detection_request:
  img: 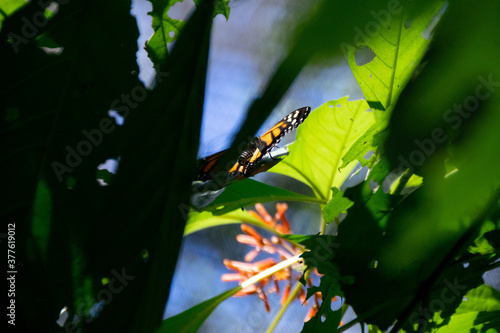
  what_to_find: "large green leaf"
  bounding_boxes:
[340,116,390,169]
[0,0,26,30]
[340,1,444,171]
[456,285,500,314]
[300,236,344,333]
[469,220,499,255]
[106,1,216,331]
[432,311,500,333]
[201,178,322,215]
[385,0,500,170]
[399,284,500,332]
[215,0,439,177]
[0,0,216,332]
[341,1,500,330]
[1,0,142,331]
[301,279,342,333]
[269,98,376,201]
[157,287,241,333]
[380,0,500,279]
[185,209,267,235]
[345,1,444,110]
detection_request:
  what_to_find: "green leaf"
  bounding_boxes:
[346,1,445,109]
[456,284,500,314]
[157,287,241,333]
[287,234,339,266]
[301,274,343,333]
[323,187,354,223]
[184,208,267,235]
[380,0,500,284]
[0,0,27,30]
[1,0,146,331]
[193,0,231,19]
[147,0,186,65]
[95,168,115,185]
[147,0,230,65]
[108,0,215,330]
[295,234,345,333]
[344,2,500,328]
[469,221,498,255]
[386,2,500,175]
[202,178,322,215]
[339,2,445,175]
[1,0,215,331]
[340,116,390,169]
[213,0,231,19]
[432,311,500,333]
[283,234,331,247]
[269,98,376,201]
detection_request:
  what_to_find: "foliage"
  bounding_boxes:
[1,0,216,332]
[2,0,500,332]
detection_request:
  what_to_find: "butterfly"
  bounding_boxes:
[197,106,311,182]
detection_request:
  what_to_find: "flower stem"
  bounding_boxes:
[265,269,311,333]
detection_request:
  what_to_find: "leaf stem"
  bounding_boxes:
[319,214,326,235]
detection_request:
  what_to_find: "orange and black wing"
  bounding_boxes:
[196,106,311,181]
[242,106,311,170]
[196,150,226,181]
[197,149,249,181]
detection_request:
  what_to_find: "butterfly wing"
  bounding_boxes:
[196,150,226,181]
[196,106,311,181]
[197,149,247,181]
[243,106,311,171]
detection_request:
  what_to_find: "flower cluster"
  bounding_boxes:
[222,203,322,320]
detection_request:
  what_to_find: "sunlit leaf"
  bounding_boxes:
[432,311,500,333]
[147,0,230,65]
[346,1,445,109]
[468,221,498,255]
[323,187,354,223]
[270,98,375,201]
[340,118,390,169]
[0,0,27,30]
[147,0,186,65]
[456,284,500,314]
[201,178,322,215]
[185,208,266,235]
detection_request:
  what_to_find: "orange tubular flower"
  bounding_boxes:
[222,203,324,319]
[255,203,273,225]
